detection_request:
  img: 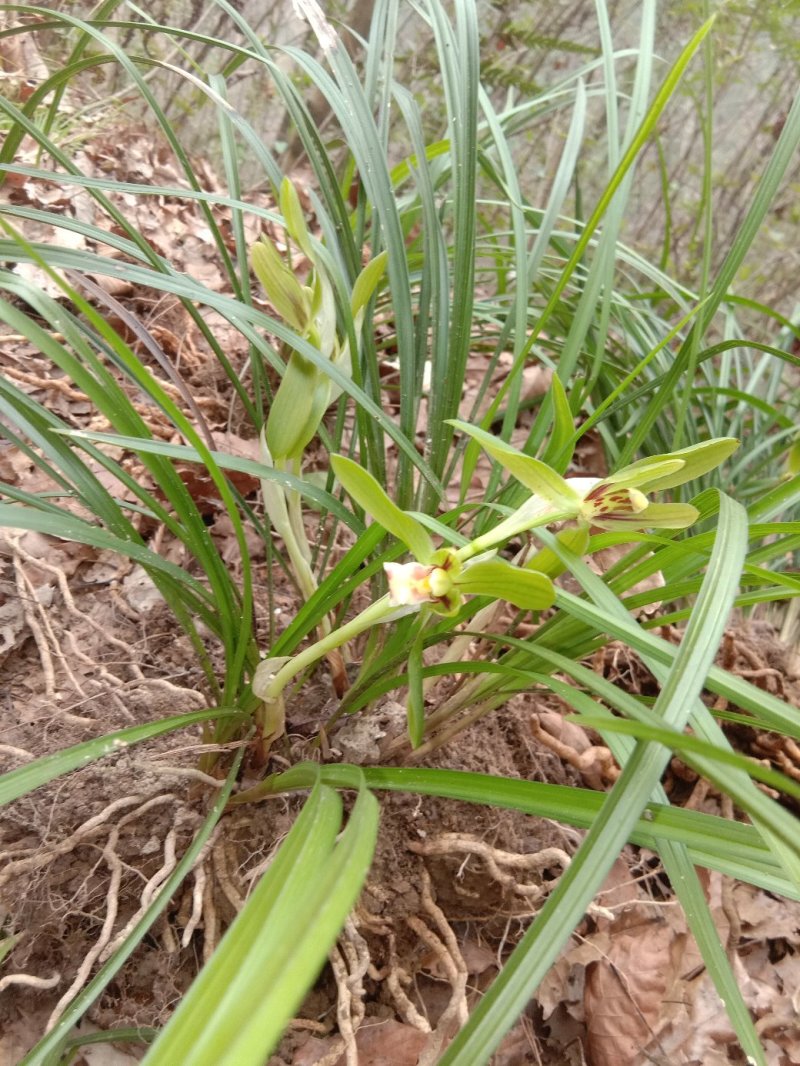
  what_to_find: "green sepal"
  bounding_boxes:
[448,419,581,509]
[624,438,740,492]
[456,560,555,610]
[331,455,435,562]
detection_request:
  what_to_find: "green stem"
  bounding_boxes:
[457,505,574,562]
[263,596,402,702]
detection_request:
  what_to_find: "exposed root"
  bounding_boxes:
[530,714,619,786]
[7,537,70,720]
[212,836,246,914]
[409,833,571,901]
[772,736,800,783]
[0,742,34,761]
[411,868,469,1066]
[46,826,124,1031]
[201,861,219,962]
[128,761,224,788]
[0,970,60,994]
[1,790,182,1032]
[385,932,431,1033]
[182,860,207,949]
[2,531,206,726]
[721,630,785,696]
[0,794,153,887]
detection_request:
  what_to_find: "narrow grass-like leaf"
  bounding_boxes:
[0,710,241,807]
[250,763,798,899]
[571,714,800,804]
[61,430,361,532]
[539,376,575,471]
[423,0,479,496]
[407,633,426,749]
[484,11,715,424]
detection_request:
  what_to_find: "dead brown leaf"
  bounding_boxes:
[584,911,674,1066]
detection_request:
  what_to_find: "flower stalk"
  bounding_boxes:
[253,596,403,710]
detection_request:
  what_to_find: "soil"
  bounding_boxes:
[2,118,800,1066]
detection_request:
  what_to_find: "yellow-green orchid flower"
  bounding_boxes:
[330,456,556,617]
[450,420,740,534]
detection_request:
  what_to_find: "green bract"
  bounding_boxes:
[252,179,387,466]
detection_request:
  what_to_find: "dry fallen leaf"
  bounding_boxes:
[292,1019,430,1066]
[584,910,674,1066]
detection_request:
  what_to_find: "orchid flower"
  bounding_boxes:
[449,420,739,534]
[330,456,556,617]
[252,453,558,714]
[253,423,739,751]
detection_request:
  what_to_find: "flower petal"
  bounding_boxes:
[582,484,648,521]
[429,588,463,616]
[623,438,739,492]
[456,559,555,610]
[593,501,699,530]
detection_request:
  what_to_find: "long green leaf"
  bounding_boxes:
[252,762,797,898]
[144,779,379,1065]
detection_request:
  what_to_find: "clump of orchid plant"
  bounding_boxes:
[252,422,738,747]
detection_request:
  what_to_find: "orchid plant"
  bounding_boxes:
[252,421,739,748]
